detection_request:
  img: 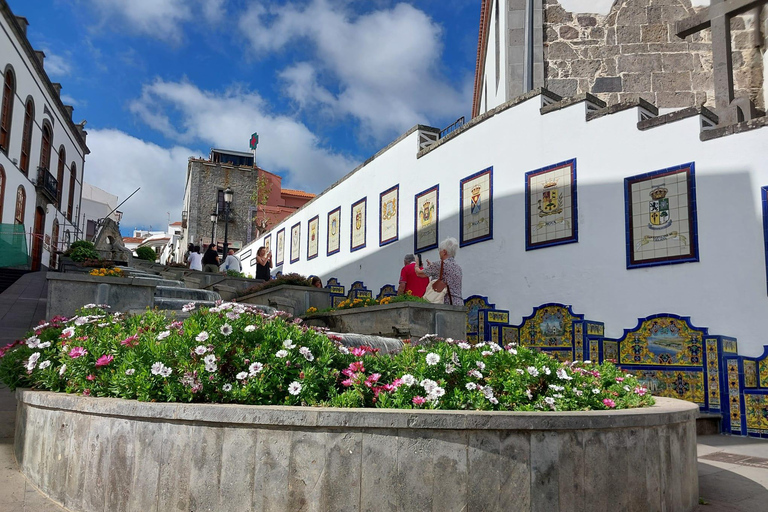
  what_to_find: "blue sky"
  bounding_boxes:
[10,0,482,233]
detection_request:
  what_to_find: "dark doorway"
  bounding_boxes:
[31,206,44,271]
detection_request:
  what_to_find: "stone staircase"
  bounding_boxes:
[0,268,31,295]
[117,266,220,312]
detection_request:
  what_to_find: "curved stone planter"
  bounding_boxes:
[15,390,698,512]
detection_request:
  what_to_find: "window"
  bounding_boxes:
[86,219,97,240]
[67,163,76,220]
[19,98,33,174]
[217,189,224,214]
[0,68,14,153]
[39,122,52,171]
[0,165,5,223]
[14,185,25,224]
[56,146,65,206]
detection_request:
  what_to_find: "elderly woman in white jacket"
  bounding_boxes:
[415,237,463,306]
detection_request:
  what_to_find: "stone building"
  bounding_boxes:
[181,148,314,253]
[473,0,767,117]
[0,0,89,270]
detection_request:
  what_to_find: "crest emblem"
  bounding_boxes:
[382,197,397,220]
[331,219,337,236]
[470,185,482,214]
[648,185,672,230]
[420,200,434,225]
[355,210,362,231]
[311,225,316,242]
[537,179,563,217]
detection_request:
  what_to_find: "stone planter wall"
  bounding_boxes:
[305,302,466,341]
[46,273,156,318]
[238,285,331,316]
[14,390,699,512]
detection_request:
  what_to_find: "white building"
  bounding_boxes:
[79,182,118,241]
[0,1,88,270]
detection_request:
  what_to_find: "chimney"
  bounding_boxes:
[15,17,28,37]
[64,105,74,119]
[34,50,45,67]
[51,83,62,96]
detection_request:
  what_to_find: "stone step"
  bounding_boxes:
[133,277,186,288]
[331,332,404,355]
[154,297,219,310]
[155,286,220,301]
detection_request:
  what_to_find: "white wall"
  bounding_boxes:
[240,94,768,357]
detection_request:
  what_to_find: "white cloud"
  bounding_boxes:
[41,48,72,77]
[239,0,467,142]
[84,129,195,230]
[128,78,358,191]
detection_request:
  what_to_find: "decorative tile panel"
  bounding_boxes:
[745,393,768,435]
[502,326,519,345]
[728,359,743,434]
[525,159,578,250]
[376,285,397,301]
[464,295,494,339]
[574,323,584,361]
[723,338,738,353]
[634,370,705,405]
[459,167,493,247]
[618,316,704,366]
[589,340,599,362]
[519,305,577,348]
[705,338,721,410]
[603,341,618,362]
[744,360,758,388]
[761,359,768,388]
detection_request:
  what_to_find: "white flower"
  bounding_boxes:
[39,341,51,349]
[623,385,631,392]
[236,372,249,381]
[26,352,40,371]
[516,369,525,375]
[400,374,415,387]
[205,363,217,373]
[276,350,289,358]
[584,360,592,364]
[288,381,302,395]
[445,338,453,343]
[59,364,67,376]
[549,384,565,392]
[195,345,208,355]
[157,330,171,341]
[196,331,209,342]
[125,369,135,376]
[444,363,455,374]
[592,388,601,394]
[476,361,486,370]
[299,347,314,361]
[420,379,438,392]
[61,327,75,338]
[222,384,232,392]
[457,342,471,350]
[26,336,40,348]
[338,346,349,354]
[427,387,445,400]
[481,350,493,357]
[249,362,264,375]
[468,369,483,379]
[425,353,440,366]
[203,354,216,365]
[507,347,518,355]
[556,368,572,381]
[182,302,196,312]
[38,360,51,370]
[575,389,583,396]
[465,382,477,391]
[226,312,238,320]
[220,324,233,336]
[244,325,256,332]
[544,397,556,405]
[283,339,295,349]
[489,397,499,405]
[527,366,539,377]
[625,373,634,379]
[74,317,88,326]
[525,389,533,400]
[151,362,167,376]
[543,366,551,375]
[483,387,495,398]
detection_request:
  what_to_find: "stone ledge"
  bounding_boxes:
[700,114,768,141]
[46,272,158,288]
[586,98,659,121]
[540,92,607,115]
[637,106,718,130]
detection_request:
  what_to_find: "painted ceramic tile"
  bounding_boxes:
[723,339,738,353]
[264,234,271,256]
[634,370,705,405]
[379,185,399,246]
[589,340,599,362]
[760,359,768,388]
[307,216,319,260]
[502,326,519,345]
[460,167,493,247]
[327,207,341,256]
[744,360,758,388]
[351,197,367,251]
[618,316,704,366]
[727,359,743,432]
[414,185,439,253]
[706,338,721,409]
[625,163,699,269]
[604,341,618,362]
[519,305,575,348]
[745,394,768,433]
[525,159,577,250]
[275,228,285,266]
[290,222,301,264]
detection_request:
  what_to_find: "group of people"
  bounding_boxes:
[184,243,243,274]
[398,237,463,306]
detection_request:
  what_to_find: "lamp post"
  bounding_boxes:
[222,187,233,256]
[210,211,217,248]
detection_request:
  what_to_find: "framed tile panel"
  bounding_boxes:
[525,159,578,250]
[290,222,301,264]
[275,228,285,266]
[379,185,399,246]
[351,197,367,252]
[460,167,493,247]
[414,185,439,253]
[307,215,319,260]
[327,206,341,256]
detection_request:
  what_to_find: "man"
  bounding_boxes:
[202,244,220,273]
[221,249,242,273]
[397,253,428,297]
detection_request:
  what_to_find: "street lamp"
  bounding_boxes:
[210,211,217,248]
[222,187,233,256]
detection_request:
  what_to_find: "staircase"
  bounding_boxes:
[0,269,32,295]
[118,266,220,313]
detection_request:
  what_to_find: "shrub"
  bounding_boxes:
[238,273,312,296]
[69,240,95,252]
[225,269,247,278]
[136,247,157,261]
[69,244,99,262]
[0,304,654,412]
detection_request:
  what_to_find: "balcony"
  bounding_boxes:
[36,167,58,204]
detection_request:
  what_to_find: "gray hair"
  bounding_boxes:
[439,237,459,258]
[404,253,416,264]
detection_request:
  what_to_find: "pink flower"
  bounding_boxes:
[83,389,91,396]
[615,377,624,382]
[95,354,114,367]
[68,347,87,358]
[86,374,95,381]
[364,373,381,388]
[351,347,367,357]
[634,387,647,396]
[120,335,139,347]
[412,396,426,406]
[342,379,354,387]
[349,361,365,372]
[603,398,616,409]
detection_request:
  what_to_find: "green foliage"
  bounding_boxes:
[69,246,99,262]
[238,273,312,296]
[70,240,95,251]
[226,269,247,278]
[136,246,157,261]
[386,294,430,305]
[0,306,655,412]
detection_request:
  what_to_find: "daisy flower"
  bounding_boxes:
[288,381,302,395]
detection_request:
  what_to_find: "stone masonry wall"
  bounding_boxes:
[544,0,765,111]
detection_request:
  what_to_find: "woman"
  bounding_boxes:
[310,276,323,288]
[255,246,272,281]
[188,245,203,271]
[416,237,463,306]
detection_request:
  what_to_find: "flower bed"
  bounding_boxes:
[89,267,124,278]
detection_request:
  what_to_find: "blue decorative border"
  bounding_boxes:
[327,206,341,256]
[275,228,285,266]
[263,233,272,256]
[350,197,367,252]
[414,184,439,253]
[459,167,493,247]
[624,162,699,269]
[290,222,301,264]
[239,249,252,260]
[525,158,578,251]
[762,186,768,294]
[307,215,319,260]
[379,184,399,247]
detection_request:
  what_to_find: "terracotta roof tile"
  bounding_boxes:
[281,189,316,199]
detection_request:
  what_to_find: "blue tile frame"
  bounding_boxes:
[379,184,399,247]
[624,162,699,269]
[350,197,367,252]
[327,206,341,257]
[525,158,578,251]
[459,166,494,247]
[275,228,285,266]
[414,184,439,253]
[762,186,768,294]
[307,215,319,260]
[290,221,301,264]
[262,234,272,256]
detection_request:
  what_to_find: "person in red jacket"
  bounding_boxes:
[397,253,429,297]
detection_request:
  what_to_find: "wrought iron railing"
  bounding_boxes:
[439,116,465,139]
[36,167,58,203]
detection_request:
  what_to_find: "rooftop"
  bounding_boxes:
[282,189,316,199]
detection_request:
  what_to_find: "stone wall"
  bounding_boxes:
[543,0,765,111]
